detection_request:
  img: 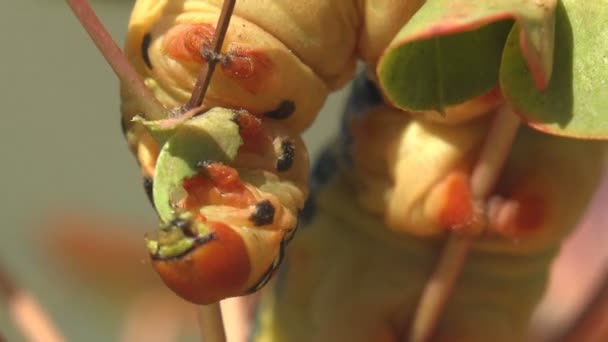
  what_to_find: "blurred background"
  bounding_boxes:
[0,1,607,341]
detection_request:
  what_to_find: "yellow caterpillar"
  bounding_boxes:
[119,0,608,340]
[121,0,433,305]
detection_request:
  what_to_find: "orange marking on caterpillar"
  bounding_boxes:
[489,183,547,238]
[234,111,269,153]
[437,171,474,230]
[221,47,274,94]
[182,163,256,209]
[165,23,216,63]
[511,192,546,233]
[151,221,251,304]
[196,213,208,223]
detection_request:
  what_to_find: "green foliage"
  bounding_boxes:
[378,0,557,114]
[146,109,243,222]
[500,0,608,138]
[379,21,511,112]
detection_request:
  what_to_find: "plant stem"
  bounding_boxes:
[65,0,166,120]
[0,263,65,342]
[470,106,522,199]
[410,106,521,342]
[187,1,236,340]
[197,303,227,342]
[187,0,236,110]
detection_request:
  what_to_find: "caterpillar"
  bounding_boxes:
[254,74,606,341]
[118,0,608,340]
[136,107,308,304]
[120,0,428,305]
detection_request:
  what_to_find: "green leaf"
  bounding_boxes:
[132,106,205,145]
[500,0,608,139]
[377,0,557,113]
[132,116,178,146]
[152,108,243,222]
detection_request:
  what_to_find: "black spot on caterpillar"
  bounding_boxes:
[170,217,197,238]
[141,33,153,69]
[276,140,295,172]
[264,100,295,120]
[250,200,275,226]
[195,160,214,172]
[143,177,155,208]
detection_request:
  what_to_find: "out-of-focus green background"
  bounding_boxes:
[0,1,348,341]
[2,1,608,342]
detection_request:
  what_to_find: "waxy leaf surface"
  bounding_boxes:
[378,0,556,113]
[152,108,243,222]
[500,0,608,139]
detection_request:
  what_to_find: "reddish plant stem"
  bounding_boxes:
[187,0,236,110]
[410,106,521,342]
[0,263,65,342]
[198,303,227,342]
[187,1,236,342]
[66,0,166,120]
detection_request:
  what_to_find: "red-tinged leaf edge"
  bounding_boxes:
[377,0,557,113]
[500,0,608,139]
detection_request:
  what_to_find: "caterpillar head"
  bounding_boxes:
[138,107,307,304]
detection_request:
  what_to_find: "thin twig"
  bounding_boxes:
[187,0,236,109]
[65,0,166,120]
[410,106,521,342]
[558,265,608,342]
[184,1,237,340]
[198,303,227,342]
[119,291,185,342]
[409,236,473,342]
[470,107,522,200]
[0,263,65,342]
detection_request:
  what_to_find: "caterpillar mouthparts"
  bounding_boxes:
[135,107,306,304]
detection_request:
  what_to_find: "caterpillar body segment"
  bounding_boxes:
[121,0,505,185]
[350,105,490,236]
[124,0,329,134]
[350,103,606,249]
[255,176,558,342]
[254,76,607,341]
[121,0,444,137]
[125,0,427,92]
[139,108,307,304]
[204,0,361,89]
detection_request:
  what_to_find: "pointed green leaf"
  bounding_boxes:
[377,0,557,113]
[152,108,243,222]
[500,0,608,139]
[132,106,205,145]
[132,115,179,146]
